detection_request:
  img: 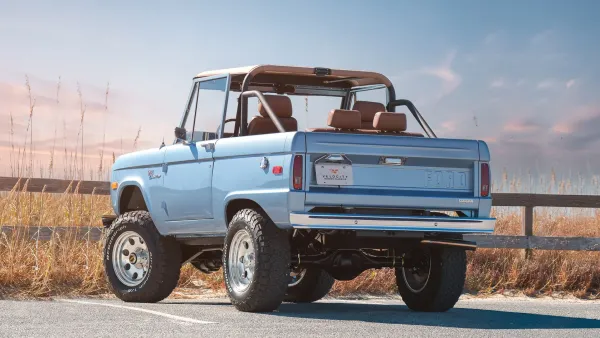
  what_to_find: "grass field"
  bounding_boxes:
[1,187,599,299]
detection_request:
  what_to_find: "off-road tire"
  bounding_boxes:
[395,247,466,312]
[103,211,181,302]
[284,268,335,303]
[223,208,291,312]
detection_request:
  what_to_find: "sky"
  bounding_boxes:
[1,0,600,182]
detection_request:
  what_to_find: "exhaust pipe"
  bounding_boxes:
[420,239,477,250]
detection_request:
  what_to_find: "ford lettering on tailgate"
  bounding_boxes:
[425,170,468,189]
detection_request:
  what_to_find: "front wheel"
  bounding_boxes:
[103,211,181,302]
[395,247,466,312]
[223,209,291,312]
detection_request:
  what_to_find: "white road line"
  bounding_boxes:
[59,299,217,324]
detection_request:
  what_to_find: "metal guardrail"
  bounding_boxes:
[2,177,600,251]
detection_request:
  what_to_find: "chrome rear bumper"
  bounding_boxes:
[290,213,495,233]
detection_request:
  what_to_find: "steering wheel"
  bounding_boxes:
[217,118,237,136]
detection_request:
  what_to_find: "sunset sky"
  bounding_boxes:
[1,0,600,181]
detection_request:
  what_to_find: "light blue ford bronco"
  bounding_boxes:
[102,65,495,313]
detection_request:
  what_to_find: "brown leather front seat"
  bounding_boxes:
[352,101,386,129]
[248,95,298,135]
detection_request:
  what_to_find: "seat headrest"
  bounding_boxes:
[352,101,386,122]
[373,112,407,132]
[258,95,293,118]
[327,109,361,129]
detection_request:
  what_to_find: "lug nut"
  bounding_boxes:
[122,249,129,256]
[128,238,135,245]
[132,272,138,280]
[125,263,130,270]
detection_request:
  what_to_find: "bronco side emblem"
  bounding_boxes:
[148,170,162,180]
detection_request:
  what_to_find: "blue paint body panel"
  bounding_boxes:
[110,130,494,236]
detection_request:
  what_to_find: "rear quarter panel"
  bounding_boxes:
[211,132,306,232]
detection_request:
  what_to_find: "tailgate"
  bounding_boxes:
[304,132,482,211]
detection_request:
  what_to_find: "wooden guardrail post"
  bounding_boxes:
[522,206,534,259]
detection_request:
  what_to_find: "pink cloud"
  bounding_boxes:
[441,120,457,132]
[422,50,462,98]
[503,120,541,133]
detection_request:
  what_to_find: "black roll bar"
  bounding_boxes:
[387,99,437,138]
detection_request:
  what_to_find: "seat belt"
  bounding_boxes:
[233,96,241,137]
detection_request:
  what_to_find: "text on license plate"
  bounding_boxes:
[315,163,354,186]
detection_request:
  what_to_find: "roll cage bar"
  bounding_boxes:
[235,68,435,138]
[186,66,436,139]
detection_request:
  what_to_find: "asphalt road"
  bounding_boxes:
[1,296,600,337]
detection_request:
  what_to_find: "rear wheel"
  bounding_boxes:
[395,247,466,312]
[223,208,291,312]
[284,267,335,303]
[103,211,181,302]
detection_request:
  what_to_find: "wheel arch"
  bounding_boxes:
[224,198,268,227]
[117,181,151,215]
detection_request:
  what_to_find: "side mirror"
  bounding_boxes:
[174,127,187,141]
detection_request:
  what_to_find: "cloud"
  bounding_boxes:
[421,50,462,98]
[550,107,600,149]
[530,30,555,46]
[503,119,542,133]
[536,79,559,90]
[490,78,505,88]
[440,120,457,133]
[566,79,576,89]
[552,123,571,134]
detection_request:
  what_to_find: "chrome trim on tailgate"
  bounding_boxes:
[290,213,495,233]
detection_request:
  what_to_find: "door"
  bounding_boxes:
[161,75,230,227]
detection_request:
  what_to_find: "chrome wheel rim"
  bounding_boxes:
[227,230,256,293]
[288,268,307,287]
[402,252,432,293]
[112,231,149,287]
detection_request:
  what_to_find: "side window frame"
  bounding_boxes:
[177,74,231,143]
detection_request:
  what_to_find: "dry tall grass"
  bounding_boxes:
[1,188,600,299]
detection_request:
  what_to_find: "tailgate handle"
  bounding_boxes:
[315,154,352,165]
[379,156,407,166]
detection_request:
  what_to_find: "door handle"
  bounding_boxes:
[201,143,215,151]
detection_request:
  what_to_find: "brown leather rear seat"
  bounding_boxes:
[247,95,298,135]
[352,101,386,130]
[309,109,362,133]
[372,112,424,137]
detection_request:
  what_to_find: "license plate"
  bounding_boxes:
[315,163,353,186]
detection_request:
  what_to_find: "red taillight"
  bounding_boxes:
[481,162,490,197]
[292,155,303,190]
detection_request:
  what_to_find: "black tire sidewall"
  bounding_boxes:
[103,220,156,297]
[396,247,466,312]
[285,268,334,303]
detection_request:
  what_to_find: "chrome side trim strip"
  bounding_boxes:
[290,213,495,233]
